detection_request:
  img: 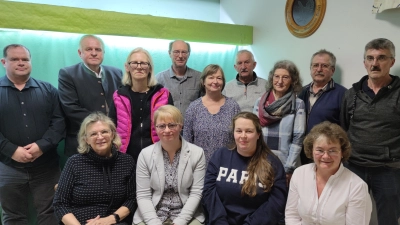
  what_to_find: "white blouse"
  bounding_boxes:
[285,163,372,225]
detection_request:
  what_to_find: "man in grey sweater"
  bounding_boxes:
[223,50,267,112]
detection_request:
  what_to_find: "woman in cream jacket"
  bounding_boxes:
[134,105,205,225]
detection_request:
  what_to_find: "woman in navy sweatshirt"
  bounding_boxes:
[203,112,287,225]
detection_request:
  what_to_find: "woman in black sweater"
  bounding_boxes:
[53,112,136,225]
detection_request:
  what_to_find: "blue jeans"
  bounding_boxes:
[0,162,60,225]
[346,162,400,225]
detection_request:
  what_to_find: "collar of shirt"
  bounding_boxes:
[0,76,38,89]
[235,71,258,86]
[309,80,330,96]
[161,148,182,164]
[82,63,103,78]
[362,79,376,99]
[169,66,189,80]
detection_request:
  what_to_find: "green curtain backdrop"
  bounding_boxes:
[0,29,239,85]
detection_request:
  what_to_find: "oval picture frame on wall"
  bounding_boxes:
[285,0,327,38]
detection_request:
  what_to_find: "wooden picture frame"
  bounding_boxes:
[285,0,326,38]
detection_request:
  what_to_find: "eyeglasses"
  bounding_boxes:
[365,55,393,62]
[171,50,189,56]
[128,61,150,69]
[314,149,340,156]
[155,123,181,131]
[273,75,291,81]
[87,130,111,139]
[311,63,331,70]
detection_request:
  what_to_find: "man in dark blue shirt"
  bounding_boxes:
[298,49,347,164]
[0,44,65,224]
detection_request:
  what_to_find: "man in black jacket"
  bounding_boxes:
[58,35,122,156]
[341,38,400,225]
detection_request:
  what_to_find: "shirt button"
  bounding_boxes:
[98,81,101,83]
[100,93,104,95]
[101,105,105,108]
[21,102,24,104]
[23,114,26,116]
[25,125,28,127]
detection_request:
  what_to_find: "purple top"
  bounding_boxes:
[183,97,240,163]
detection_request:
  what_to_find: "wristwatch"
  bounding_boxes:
[113,213,120,223]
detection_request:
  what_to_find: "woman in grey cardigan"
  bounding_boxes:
[134,105,206,225]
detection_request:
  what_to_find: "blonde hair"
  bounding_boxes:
[121,47,157,87]
[77,112,121,154]
[153,105,183,125]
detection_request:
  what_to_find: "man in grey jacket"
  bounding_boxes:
[341,38,400,225]
[58,35,122,156]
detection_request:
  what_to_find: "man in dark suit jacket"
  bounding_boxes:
[58,35,122,156]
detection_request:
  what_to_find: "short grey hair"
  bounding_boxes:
[79,35,105,52]
[168,40,191,53]
[77,112,121,154]
[310,49,336,68]
[364,38,395,58]
[235,49,255,63]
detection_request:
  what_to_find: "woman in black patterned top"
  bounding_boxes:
[53,112,136,225]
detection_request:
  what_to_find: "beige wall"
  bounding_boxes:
[220,0,400,88]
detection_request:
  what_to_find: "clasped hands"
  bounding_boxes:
[11,143,43,163]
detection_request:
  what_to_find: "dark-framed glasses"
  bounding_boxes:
[128,61,150,69]
[365,55,393,62]
[314,149,340,156]
[171,50,189,56]
[87,130,111,139]
[155,123,181,131]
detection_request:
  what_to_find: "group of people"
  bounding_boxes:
[0,34,398,225]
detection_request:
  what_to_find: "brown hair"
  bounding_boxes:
[303,121,351,161]
[199,64,226,93]
[230,112,275,197]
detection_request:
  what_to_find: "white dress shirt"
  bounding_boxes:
[285,163,372,225]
